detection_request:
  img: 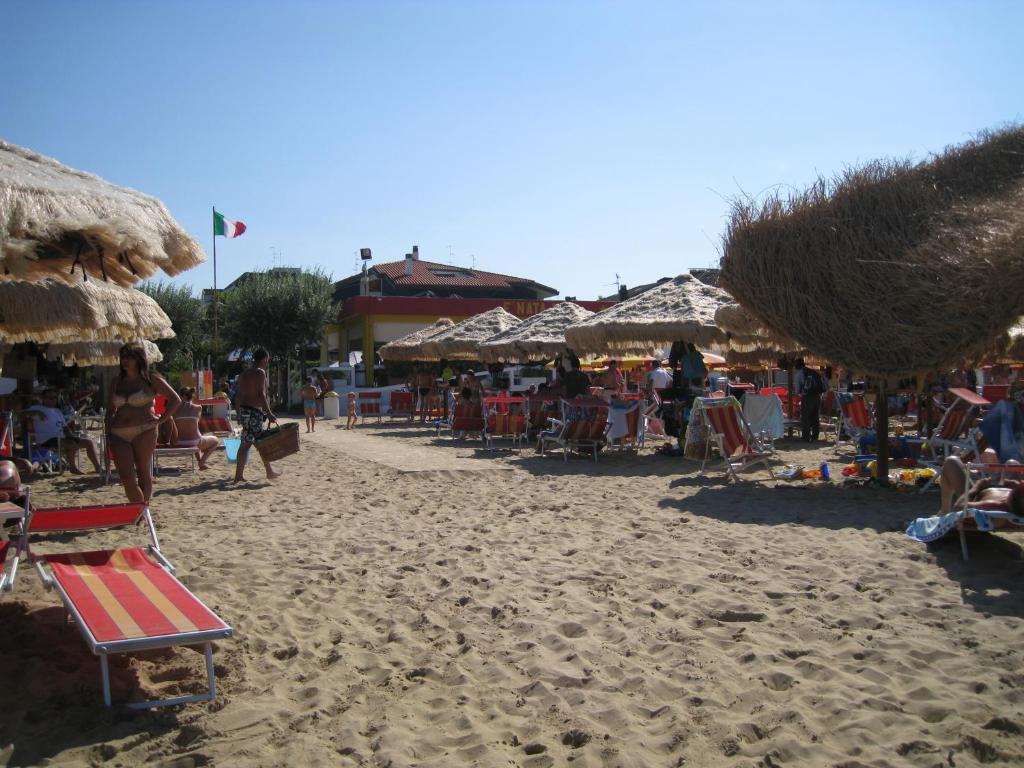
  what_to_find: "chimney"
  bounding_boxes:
[411,245,419,260]
[404,253,414,276]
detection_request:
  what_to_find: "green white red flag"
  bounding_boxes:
[213,210,246,238]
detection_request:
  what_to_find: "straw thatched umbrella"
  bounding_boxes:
[0,279,174,344]
[45,339,163,367]
[720,126,1024,480]
[421,307,521,361]
[1,140,205,285]
[378,318,456,362]
[564,274,733,355]
[478,302,594,363]
[720,126,1024,379]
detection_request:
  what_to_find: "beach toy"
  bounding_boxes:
[224,437,241,464]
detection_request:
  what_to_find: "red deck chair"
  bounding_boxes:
[606,400,644,453]
[389,390,416,420]
[441,402,485,439]
[195,398,236,437]
[538,397,609,462]
[926,388,988,462]
[358,392,383,424]
[17,502,231,708]
[697,396,775,481]
[835,392,875,451]
[483,396,527,450]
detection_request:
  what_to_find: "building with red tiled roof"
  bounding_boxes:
[332,251,557,303]
[323,250,612,383]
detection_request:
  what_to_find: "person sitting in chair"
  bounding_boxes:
[172,387,220,470]
[25,390,102,474]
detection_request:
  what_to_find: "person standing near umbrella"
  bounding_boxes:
[105,343,181,502]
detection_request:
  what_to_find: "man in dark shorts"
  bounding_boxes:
[233,348,281,482]
[413,367,435,423]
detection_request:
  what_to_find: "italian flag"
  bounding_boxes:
[213,210,246,238]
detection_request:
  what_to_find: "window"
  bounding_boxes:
[428,269,476,279]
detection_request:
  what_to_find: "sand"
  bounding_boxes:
[1,418,1023,767]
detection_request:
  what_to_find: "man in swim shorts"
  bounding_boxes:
[233,348,281,482]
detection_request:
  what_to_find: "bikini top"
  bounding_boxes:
[111,387,155,408]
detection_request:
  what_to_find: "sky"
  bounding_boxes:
[5,1,1022,300]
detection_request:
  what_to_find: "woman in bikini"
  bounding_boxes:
[172,387,220,469]
[105,343,181,503]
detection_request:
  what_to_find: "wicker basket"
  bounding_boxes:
[253,423,300,463]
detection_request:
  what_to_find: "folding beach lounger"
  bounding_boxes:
[835,392,875,453]
[358,392,383,424]
[905,462,1024,560]
[696,396,776,481]
[537,397,610,462]
[18,502,231,708]
[0,487,30,592]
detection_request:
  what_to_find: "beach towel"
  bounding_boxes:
[742,394,784,439]
[905,508,1024,543]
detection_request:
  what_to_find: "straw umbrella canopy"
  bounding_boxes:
[378,318,456,362]
[1,140,205,286]
[478,302,594,363]
[720,126,1024,380]
[0,279,174,344]
[421,307,522,361]
[46,339,163,367]
[564,274,734,356]
[714,303,810,366]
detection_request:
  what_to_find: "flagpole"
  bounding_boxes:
[212,205,218,356]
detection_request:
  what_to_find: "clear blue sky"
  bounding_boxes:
[5,1,1021,299]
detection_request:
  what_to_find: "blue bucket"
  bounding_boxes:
[224,437,241,464]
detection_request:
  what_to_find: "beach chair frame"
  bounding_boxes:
[16,502,231,708]
[697,396,776,482]
[925,388,988,463]
[537,398,610,462]
[834,392,875,453]
[952,462,1024,560]
[0,486,30,592]
[483,396,528,451]
[35,547,231,708]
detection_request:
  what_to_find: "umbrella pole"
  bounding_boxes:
[876,383,889,487]
[786,362,795,438]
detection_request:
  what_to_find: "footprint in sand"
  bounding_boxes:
[558,622,587,638]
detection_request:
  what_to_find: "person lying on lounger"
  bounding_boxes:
[939,453,1024,516]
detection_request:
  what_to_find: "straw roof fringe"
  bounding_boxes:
[0,141,205,286]
[377,318,456,361]
[478,302,594,363]
[46,339,163,367]
[0,279,174,344]
[564,274,733,355]
[720,126,1024,379]
[421,307,521,361]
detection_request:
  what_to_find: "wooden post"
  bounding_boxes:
[876,383,889,486]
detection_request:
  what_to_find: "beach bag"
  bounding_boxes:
[253,422,300,462]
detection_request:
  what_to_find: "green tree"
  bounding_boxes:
[139,281,208,370]
[221,268,335,401]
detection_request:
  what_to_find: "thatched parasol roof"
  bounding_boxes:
[46,339,163,367]
[378,318,456,362]
[478,302,594,363]
[421,307,521,361]
[0,279,174,344]
[720,126,1024,379]
[1,140,205,286]
[564,274,733,355]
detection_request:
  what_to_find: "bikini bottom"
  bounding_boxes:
[174,438,201,447]
[109,422,158,443]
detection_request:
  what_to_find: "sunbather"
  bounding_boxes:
[939,453,1024,515]
[173,387,220,470]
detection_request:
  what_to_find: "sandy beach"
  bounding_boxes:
[2,419,1023,767]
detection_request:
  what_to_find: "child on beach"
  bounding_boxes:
[346,391,358,430]
[300,376,320,433]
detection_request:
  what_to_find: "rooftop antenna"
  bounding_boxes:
[353,250,359,273]
[604,273,622,291]
[447,244,454,265]
[470,253,476,269]
[270,246,282,269]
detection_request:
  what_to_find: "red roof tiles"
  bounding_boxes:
[373,259,542,290]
